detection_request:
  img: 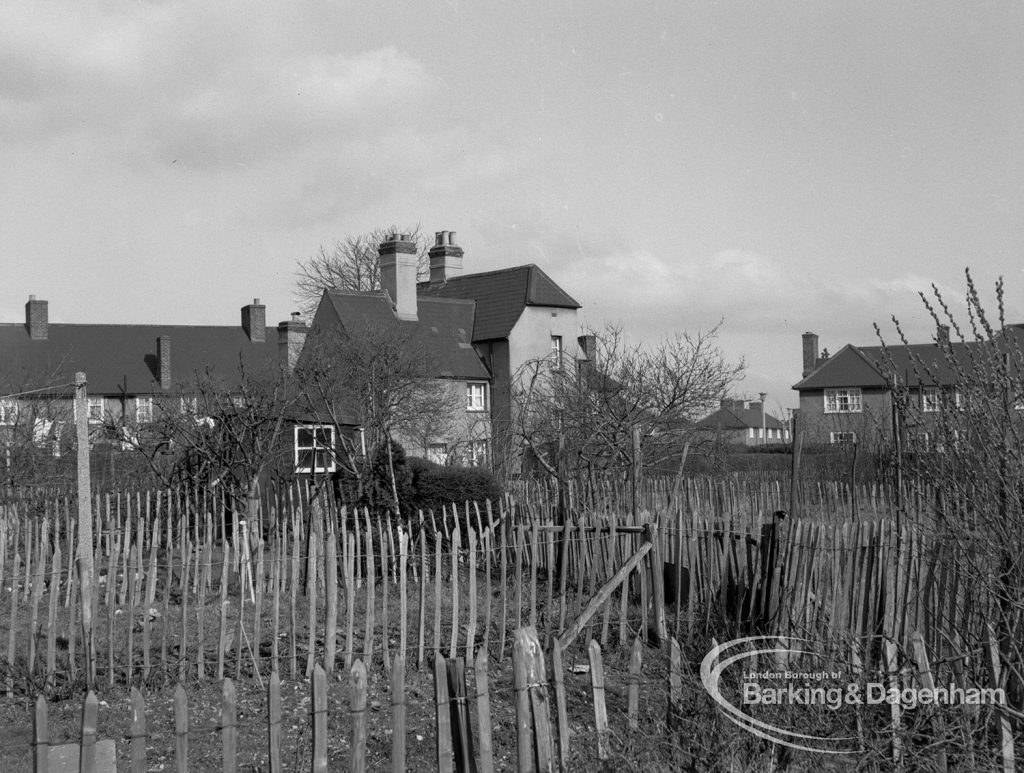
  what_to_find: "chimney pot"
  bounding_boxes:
[428,228,465,285]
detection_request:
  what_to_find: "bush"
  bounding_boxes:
[407,458,503,523]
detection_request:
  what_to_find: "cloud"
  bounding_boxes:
[0,3,439,169]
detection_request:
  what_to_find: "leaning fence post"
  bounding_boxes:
[588,640,610,761]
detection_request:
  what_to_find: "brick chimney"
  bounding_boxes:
[428,230,464,284]
[278,313,308,372]
[25,295,48,340]
[936,324,950,347]
[242,298,266,342]
[157,335,172,389]
[802,332,819,378]
[379,233,418,321]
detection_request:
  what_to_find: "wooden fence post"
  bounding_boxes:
[222,678,238,773]
[33,695,48,773]
[447,657,477,773]
[351,659,368,773]
[392,655,407,773]
[588,640,610,761]
[174,683,189,773]
[512,626,553,773]
[434,652,455,773]
[268,670,282,773]
[130,686,146,772]
[81,690,99,773]
[627,636,643,730]
[311,663,328,773]
[474,647,495,773]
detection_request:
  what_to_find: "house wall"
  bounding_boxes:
[391,378,492,464]
[507,306,582,376]
[797,387,893,447]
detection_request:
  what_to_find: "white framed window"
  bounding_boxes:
[135,397,154,423]
[87,397,104,423]
[180,396,198,415]
[294,425,336,474]
[830,431,857,446]
[748,427,754,439]
[466,382,487,412]
[462,439,489,468]
[427,443,448,465]
[922,387,941,413]
[0,398,17,425]
[824,388,862,414]
[551,335,563,370]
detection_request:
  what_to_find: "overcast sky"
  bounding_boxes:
[3,2,1022,412]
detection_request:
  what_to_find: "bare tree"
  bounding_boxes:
[513,322,745,485]
[878,269,1024,712]
[293,225,430,315]
[115,358,301,520]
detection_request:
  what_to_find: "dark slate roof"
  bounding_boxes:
[697,405,785,431]
[418,264,581,341]
[793,329,1024,390]
[318,290,490,380]
[0,323,278,396]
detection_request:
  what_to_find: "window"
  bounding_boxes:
[466,382,487,412]
[135,397,154,423]
[922,387,941,413]
[830,431,857,446]
[462,439,489,468]
[748,427,754,439]
[180,396,198,415]
[0,398,17,425]
[294,425,336,474]
[551,335,563,370]
[87,397,104,423]
[427,443,448,465]
[824,388,862,414]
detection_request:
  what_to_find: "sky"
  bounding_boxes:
[2,1,1023,414]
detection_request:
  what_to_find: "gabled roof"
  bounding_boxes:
[418,264,581,341]
[792,330,1024,391]
[697,405,785,431]
[317,290,490,380]
[0,323,277,396]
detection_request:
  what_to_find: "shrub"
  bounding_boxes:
[408,459,503,523]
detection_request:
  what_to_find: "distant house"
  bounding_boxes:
[418,231,587,468]
[696,398,790,447]
[790,326,1023,447]
[0,294,309,460]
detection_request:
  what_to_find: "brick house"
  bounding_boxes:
[303,232,494,468]
[0,294,308,461]
[417,231,587,469]
[696,398,790,447]
[790,326,1016,448]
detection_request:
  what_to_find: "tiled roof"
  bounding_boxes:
[697,405,785,430]
[418,264,581,341]
[793,328,1024,390]
[0,323,278,396]
[319,290,490,380]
